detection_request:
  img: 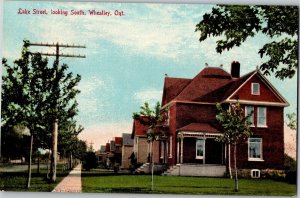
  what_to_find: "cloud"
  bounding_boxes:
[134,88,162,105]
[24,2,210,62]
[76,76,107,117]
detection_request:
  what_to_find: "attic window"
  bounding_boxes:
[251,83,260,95]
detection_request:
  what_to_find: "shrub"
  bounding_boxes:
[284,154,297,184]
[82,151,98,171]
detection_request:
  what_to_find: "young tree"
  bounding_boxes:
[132,102,168,191]
[196,5,298,80]
[1,40,83,185]
[215,102,252,192]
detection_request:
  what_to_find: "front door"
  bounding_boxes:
[205,139,223,164]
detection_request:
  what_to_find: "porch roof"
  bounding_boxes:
[177,123,221,134]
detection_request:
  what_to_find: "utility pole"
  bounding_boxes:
[28,42,85,183]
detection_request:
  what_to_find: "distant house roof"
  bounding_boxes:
[122,133,134,146]
[110,140,115,151]
[131,116,149,138]
[115,137,122,146]
[105,143,110,152]
[100,145,106,153]
[177,122,221,133]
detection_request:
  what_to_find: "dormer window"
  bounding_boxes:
[251,83,260,95]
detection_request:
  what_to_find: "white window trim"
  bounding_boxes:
[195,139,205,159]
[160,141,164,159]
[257,107,267,127]
[169,136,172,158]
[245,106,255,127]
[166,109,170,126]
[251,83,260,95]
[248,138,263,161]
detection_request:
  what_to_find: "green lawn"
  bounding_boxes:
[0,164,70,192]
[81,170,297,196]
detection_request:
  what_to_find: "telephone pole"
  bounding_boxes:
[28,42,86,183]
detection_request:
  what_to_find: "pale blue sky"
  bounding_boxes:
[2,1,298,149]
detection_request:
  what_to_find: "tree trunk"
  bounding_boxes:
[228,144,232,179]
[46,149,51,179]
[151,141,154,191]
[50,119,58,183]
[27,135,33,188]
[37,153,40,174]
[234,143,239,192]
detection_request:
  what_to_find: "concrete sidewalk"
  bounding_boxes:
[52,164,82,193]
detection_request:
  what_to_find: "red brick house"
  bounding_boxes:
[131,117,162,173]
[161,62,289,177]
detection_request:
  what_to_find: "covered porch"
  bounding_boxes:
[176,123,226,166]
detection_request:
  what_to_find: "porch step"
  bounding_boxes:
[163,164,226,177]
[136,163,167,174]
[136,163,150,174]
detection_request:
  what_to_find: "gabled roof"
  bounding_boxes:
[115,137,122,146]
[162,77,191,106]
[175,67,232,102]
[131,117,149,138]
[223,70,289,106]
[122,133,134,146]
[161,66,288,107]
[221,70,256,101]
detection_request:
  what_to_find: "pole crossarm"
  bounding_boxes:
[31,52,86,58]
[28,42,86,48]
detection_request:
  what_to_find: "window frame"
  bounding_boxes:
[245,106,255,127]
[248,138,263,161]
[257,107,267,127]
[251,83,260,95]
[195,139,205,159]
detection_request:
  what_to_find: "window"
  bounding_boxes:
[245,106,254,126]
[196,139,204,159]
[248,138,263,160]
[251,83,260,95]
[257,107,267,127]
[251,169,261,178]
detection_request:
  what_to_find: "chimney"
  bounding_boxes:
[231,61,240,78]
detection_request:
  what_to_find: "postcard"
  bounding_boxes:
[0,0,297,196]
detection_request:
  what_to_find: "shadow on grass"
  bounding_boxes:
[0,169,70,192]
[81,171,132,177]
[84,187,150,193]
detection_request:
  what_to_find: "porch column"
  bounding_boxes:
[180,136,183,163]
[203,134,206,165]
[176,139,180,164]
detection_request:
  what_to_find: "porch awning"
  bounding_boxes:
[177,123,222,138]
[178,123,220,133]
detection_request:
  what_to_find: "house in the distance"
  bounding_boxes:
[160,62,289,177]
[121,133,134,169]
[131,117,161,173]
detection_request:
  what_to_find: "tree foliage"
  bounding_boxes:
[286,112,297,130]
[1,40,83,159]
[215,102,252,192]
[216,103,252,144]
[132,102,168,141]
[196,5,298,80]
